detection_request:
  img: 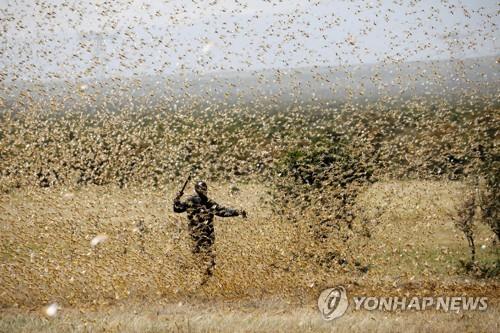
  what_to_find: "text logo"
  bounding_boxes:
[317,286,349,320]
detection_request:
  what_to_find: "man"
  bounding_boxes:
[173,180,247,281]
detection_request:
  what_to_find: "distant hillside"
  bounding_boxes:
[1,56,497,112]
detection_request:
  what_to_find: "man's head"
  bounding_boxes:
[195,180,208,197]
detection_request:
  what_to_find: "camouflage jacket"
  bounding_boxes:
[173,194,240,236]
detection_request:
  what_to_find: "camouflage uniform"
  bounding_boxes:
[173,182,244,278]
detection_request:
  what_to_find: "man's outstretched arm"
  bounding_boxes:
[210,200,246,218]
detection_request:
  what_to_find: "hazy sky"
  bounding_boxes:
[1,0,498,82]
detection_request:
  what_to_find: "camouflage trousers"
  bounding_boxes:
[190,230,216,278]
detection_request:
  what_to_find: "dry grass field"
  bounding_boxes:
[1,299,499,333]
[1,180,498,332]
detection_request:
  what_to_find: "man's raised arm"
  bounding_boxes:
[173,173,192,213]
[173,193,188,213]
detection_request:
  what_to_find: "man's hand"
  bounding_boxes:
[174,191,183,201]
[239,209,247,218]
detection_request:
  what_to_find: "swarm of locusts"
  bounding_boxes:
[1,92,498,306]
[0,0,498,311]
